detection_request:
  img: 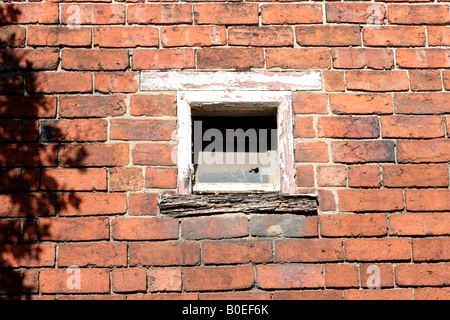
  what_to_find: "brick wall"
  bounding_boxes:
[1,1,450,300]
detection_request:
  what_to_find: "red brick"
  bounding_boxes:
[0,96,56,118]
[201,292,272,300]
[428,26,450,46]
[41,119,107,142]
[59,95,125,118]
[148,268,181,292]
[413,238,450,262]
[28,27,91,47]
[133,49,195,70]
[394,93,450,114]
[318,189,336,212]
[39,217,109,241]
[396,49,450,68]
[406,189,450,211]
[0,194,56,217]
[0,49,59,70]
[397,139,450,163]
[276,239,344,263]
[325,264,360,288]
[338,189,404,212]
[0,270,39,295]
[360,263,394,289]
[203,240,273,265]
[184,265,254,292]
[198,48,264,69]
[330,94,393,115]
[344,289,413,300]
[257,264,324,289]
[60,143,129,167]
[409,70,442,91]
[293,93,328,114]
[296,26,361,46]
[181,214,248,240]
[395,263,450,287]
[0,244,55,268]
[0,26,25,47]
[317,165,346,187]
[295,141,329,163]
[415,288,450,300]
[389,213,450,236]
[273,290,342,300]
[128,293,198,300]
[133,143,176,166]
[261,4,322,24]
[345,238,411,262]
[381,115,444,138]
[27,72,92,93]
[0,3,58,24]
[363,26,426,47]
[444,72,450,91]
[266,48,330,69]
[62,49,129,71]
[109,167,144,192]
[326,3,385,24]
[129,193,159,216]
[324,71,345,92]
[41,269,109,294]
[332,48,394,70]
[228,26,292,47]
[58,243,127,267]
[61,4,125,25]
[41,169,107,191]
[59,193,127,216]
[294,117,315,138]
[110,119,175,141]
[162,26,226,47]
[388,5,450,25]
[95,72,138,93]
[146,167,177,189]
[112,268,147,293]
[111,217,178,241]
[94,27,158,48]
[346,71,409,92]
[0,144,57,167]
[318,116,380,139]
[332,141,395,164]
[130,94,176,117]
[249,215,318,238]
[129,242,200,266]
[383,164,448,187]
[0,74,23,94]
[127,4,192,24]
[295,164,314,188]
[320,214,388,238]
[193,3,258,25]
[0,219,21,242]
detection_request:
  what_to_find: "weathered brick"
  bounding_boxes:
[295,141,329,163]
[59,95,125,118]
[360,263,394,289]
[346,71,409,92]
[261,4,322,24]
[39,217,109,241]
[28,27,92,47]
[388,5,450,25]
[323,71,345,92]
[111,217,178,241]
[320,214,388,238]
[203,240,273,265]
[332,48,394,70]
[295,165,314,188]
[62,49,129,71]
[325,264,360,288]
[133,49,195,70]
[198,48,264,69]
[330,94,393,115]
[0,96,56,118]
[0,49,59,70]
[41,169,107,191]
[193,3,258,25]
[266,48,330,69]
[27,72,92,93]
[162,26,226,47]
[382,164,448,187]
[344,289,413,300]
[257,264,324,289]
[296,26,361,46]
[363,26,426,47]
[428,26,450,46]
[61,4,125,25]
[413,238,450,262]
[148,268,181,293]
[228,26,293,47]
[318,116,380,139]
[0,26,25,47]
[109,167,144,192]
[389,212,450,236]
[326,3,385,24]
[317,165,346,187]
[129,193,159,216]
[130,94,176,117]
[276,239,344,263]
[345,238,411,262]
[293,93,328,114]
[181,214,248,240]
[415,288,450,300]
[112,268,147,293]
[395,263,450,287]
[58,243,127,267]
[60,143,129,167]
[0,244,55,268]
[332,141,395,163]
[41,269,109,294]
[184,265,254,292]
[294,117,316,139]
[129,242,200,266]
[409,70,442,91]
[396,49,450,68]
[58,193,127,216]
[0,3,58,24]
[145,167,177,189]
[0,194,56,217]
[41,119,107,142]
[394,93,450,114]
[249,214,318,238]
[338,189,404,212]
[201,292,272,300]
[133,143,176,166]
[94,27,158,48]
[0,144,57,167]
[95,72,138,93]
[110,119,176,141]
[405,189,450,211]
[397,139,450,163]
[381,115,444,138]
[273,290,342,300]
[318,189,337,212]
[128,4,192,24]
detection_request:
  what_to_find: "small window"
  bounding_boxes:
[177,91,296,194]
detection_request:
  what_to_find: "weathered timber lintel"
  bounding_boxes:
[159,193,318,217]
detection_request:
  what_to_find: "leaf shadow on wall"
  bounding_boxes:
[0,5,88,299]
